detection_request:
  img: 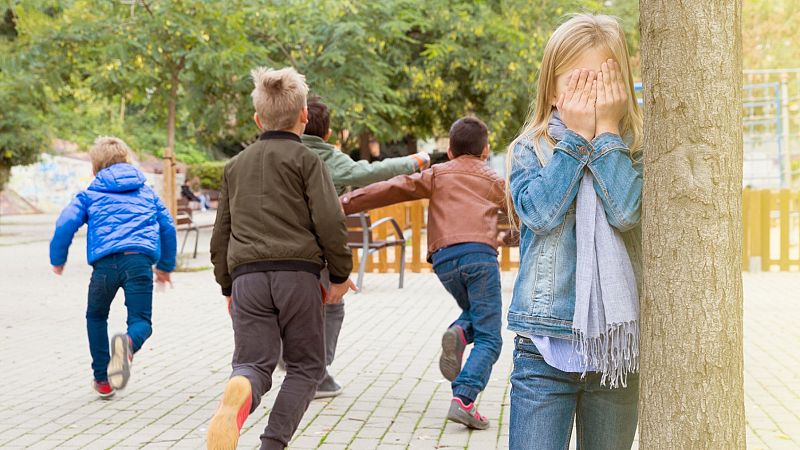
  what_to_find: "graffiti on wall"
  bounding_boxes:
[8,154,168,214]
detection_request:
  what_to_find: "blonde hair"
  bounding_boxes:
[251,67,309,131]
[505,14,642,221]
[89,136,132,174]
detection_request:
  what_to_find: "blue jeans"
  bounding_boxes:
[87,253,154,381]
[509,336,639,450]
[433,252,503,402]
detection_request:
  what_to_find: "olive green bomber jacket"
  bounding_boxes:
[210,131,352,296]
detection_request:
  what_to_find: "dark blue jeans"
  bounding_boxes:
[87,253,154,382]
[433,252,503,402]
[509,336,639,450]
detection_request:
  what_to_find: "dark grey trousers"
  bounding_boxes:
[230,271,326,450]
[320,269,345,369]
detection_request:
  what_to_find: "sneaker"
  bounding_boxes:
[108,334,133,390]
[92,380,115,399]
[314,373,343,399]
[207,376,253,450]
[447,397,490,430]
[439,325,467,381]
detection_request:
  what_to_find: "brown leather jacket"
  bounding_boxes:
[341,155,506,261]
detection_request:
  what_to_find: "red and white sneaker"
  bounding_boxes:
[447,397,490,430]
[108,334,133,390]
[93,380,115,399]
[207,376,253,450]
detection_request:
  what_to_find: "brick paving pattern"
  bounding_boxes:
[0,213,797,449]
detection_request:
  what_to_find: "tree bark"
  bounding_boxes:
[639,1,746,449]
[163,65,181,219]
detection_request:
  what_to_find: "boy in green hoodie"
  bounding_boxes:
[301,96,430,398]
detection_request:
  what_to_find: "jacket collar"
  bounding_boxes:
[259,130,301,143]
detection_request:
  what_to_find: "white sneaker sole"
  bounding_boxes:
[107,334,131,390]
[439,328,464,381]
[207,376,251,450]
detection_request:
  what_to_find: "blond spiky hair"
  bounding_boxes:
[251,67,309,131]
[89,136,132,174]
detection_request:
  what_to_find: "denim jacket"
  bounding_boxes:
[507,129,643,338]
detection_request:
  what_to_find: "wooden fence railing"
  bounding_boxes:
[356,190,799,274]
[743,188,800,272]
[352,200,520,273]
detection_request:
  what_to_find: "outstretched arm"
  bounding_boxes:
[50,194,88,268]
[340,169,433,214]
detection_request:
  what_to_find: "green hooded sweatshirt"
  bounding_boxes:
[301,134,417,196]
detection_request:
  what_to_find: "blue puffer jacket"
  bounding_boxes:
[49,163,177,272]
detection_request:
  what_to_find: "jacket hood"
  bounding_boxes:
[90,163,146,193]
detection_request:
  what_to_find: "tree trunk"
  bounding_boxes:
[163,68,180,218]
[639,1,746,449]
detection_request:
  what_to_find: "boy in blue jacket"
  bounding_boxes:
[50,136,177,398]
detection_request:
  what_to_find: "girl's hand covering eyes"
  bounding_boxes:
[595,59,628,136]
[557,68,597,142]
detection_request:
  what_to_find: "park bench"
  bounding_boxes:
[346,212,406,291]
[176,199,213,258]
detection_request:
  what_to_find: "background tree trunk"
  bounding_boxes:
[639,1,746,449]
[162,66,181,218]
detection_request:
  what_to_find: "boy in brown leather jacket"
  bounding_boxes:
[341,117,505,430]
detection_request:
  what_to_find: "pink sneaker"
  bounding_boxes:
[447,397,489,430]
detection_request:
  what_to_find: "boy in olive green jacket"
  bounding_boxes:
[301,97,429,196]
[300,97,430,399]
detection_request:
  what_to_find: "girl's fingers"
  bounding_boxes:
[616,61,628,102]
[588,80,598,105]
[556,92,565,111]
[574,69,589,100]
[601,61,614,102]
[607,60,619,100]
[596,72,606,105]
[565,69,580,102]
[580,71,595,105]
[612,60,625,101]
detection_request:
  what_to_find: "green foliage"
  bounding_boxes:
[0,63,49,188]
[187,161,226,191]
[743,0,800,69]
[4,0,642,172]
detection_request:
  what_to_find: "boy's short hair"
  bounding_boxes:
[449,117,489,157]
[89,136,132,174]
[305,96,330,139]
[251,67,309,131]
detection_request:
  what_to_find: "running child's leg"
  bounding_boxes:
[453,254,502,404]
[108,254,153,390]
[261,271,325,450]
[208,272,282,450]
[434,259,472,382]
[86,258,120,383]
[121,254,154,351]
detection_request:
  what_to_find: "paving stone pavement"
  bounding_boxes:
[0,214,798,449]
